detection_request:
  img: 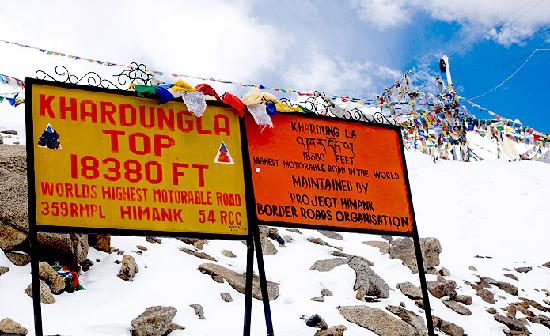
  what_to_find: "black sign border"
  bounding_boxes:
[243,112,435,335]
[25,77,249,240]
[25,78,255,336]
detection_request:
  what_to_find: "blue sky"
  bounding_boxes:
[0,0,549,132]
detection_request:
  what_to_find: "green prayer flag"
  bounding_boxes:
[135,85,157,97]
[0,97,4,103]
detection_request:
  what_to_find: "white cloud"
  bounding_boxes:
[283,50,401,97]
[351,0,411,28]
[351,0,550,45]
[0,0,289,87]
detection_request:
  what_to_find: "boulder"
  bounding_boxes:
[307,237,343,251]
[315,325,346,336]
[363,240,390,254]
[311,296,324,302]
[494,314,529,333]
[443,300,472,315]
[397,282,423,300]
[303,314,328,330]
[222,250,236,258]
[198,263,279,300]
[37,232,89,267]
[0,266,9,276]
[131,306,177,336]
[348,256,389,299]
[386,305,428,336]
[179,247,217,261]
[527,315,550,329]
[258,227,279,255]
[118,255,138,281]
[189,304,205,319]
[310,258,348,272]
[543,261,550,268]
[504,273,519,281]
[317,230,343,240]
[0,317,28,335]
[321,288,333,297]
[39,262,65,294]
[0,130,17,135]
[145,236,162,244]
[177,238,207,250]
[25,279,55,304]
[220,293,233,302]
[514,266,532,274]
[5,251,30,266]
[389,237,442,273]
[89,234,111,253]
[476,288,496,304]
[454,295,472,305]
[427,276,457,299]
[339,305,417,336]
[432,315,465,336]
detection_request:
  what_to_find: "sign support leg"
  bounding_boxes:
[243,232,254,336]
[412,227,435,336]
[30,229,44,336]
[252,225,274,336]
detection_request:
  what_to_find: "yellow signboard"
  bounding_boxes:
[29,81,247,236]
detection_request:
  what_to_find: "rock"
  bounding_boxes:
[189,304,205,319]
[25,280,55,304]
[179,247,217,262]
[89,234,111,253]
[80,259,93,272]
[454,295,472,305]
[504,273,519,281]
[427,276,457,299]
[339,305,417,336]
[177,238,207,250]
[438,267,451,276]
[389,237,442,273]
[39,262,65,294]
[527,315,550,329]
[543,261,550,268]
[386,305,428,336]
[468,266,477,271]
[486,307,497,314]
[321,288,333,297]
[0,317,28,335]
[312,296,324,302]
[476,288,495,304]
[303,314,328,330]
[317,230,343,240]
[222,250,236,258]
[496,281,518,296]
[514,266,532,273]
[432,315,465,336]
[397,281,423,300]
[286,228,301,234]
[0,266,9,276]
[0,225,27,252]
[136,245,148,251]
[310,258,348,272]
[314,325,346,336]
[331,251,352,258]
[145,236,162,244]
[220,293,233,302]
[4,251,30,266]
[131,306,177,336]
[363,240,390,254]
[348,256,389,299]
[168,323,185,333]
[37,232,89,267]
[307,237,343,251]
[494,314,529,332]
[1,130,17,135]
[443,300,472,315]
[118,255,138,281]
[198,263,279,300]
[258,226,282,254]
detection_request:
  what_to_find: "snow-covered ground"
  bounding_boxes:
[1,145,549,335]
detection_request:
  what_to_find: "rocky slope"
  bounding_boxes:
[0,145,549,335]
